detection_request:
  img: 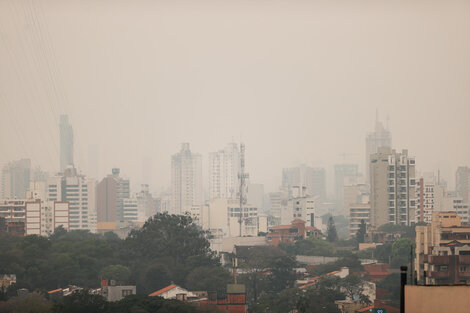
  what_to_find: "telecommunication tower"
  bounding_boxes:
[238,143,249,237]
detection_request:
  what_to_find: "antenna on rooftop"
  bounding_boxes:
[238,143,249,237]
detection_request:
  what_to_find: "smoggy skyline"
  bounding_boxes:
[1,0,469,193]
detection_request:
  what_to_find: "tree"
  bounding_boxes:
[355,220,366,244]
[391,238,414,268]
[100,265,131,283]
[327,217,338,243]
[341,275,370,305]
[0,293,52,313]
[52,290,107,313]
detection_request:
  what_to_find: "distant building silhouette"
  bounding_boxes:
[171,143,203,215]
[59,114,74,172]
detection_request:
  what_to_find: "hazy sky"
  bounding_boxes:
[1,0,469,194]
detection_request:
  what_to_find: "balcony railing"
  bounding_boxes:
[428,255,450,265]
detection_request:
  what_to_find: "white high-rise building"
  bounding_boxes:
[370,147,417,227]
[365,113,392,183]
[171,143,203,215]
[46,167,97,232]
[25,200,70,236]
[208,143,240,200]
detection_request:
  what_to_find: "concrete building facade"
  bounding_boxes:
[171,143,203,215]
[208,143,239,200]
[282,165,326,200]
[365,114,392,183]
[1,159,31,199]
[96,168,130,223]
[370,147,416,227]
[456,166,470,203]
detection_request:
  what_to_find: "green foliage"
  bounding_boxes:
[327,216,338,242]
[377,223,415,238]
[0,213,230,295]
[0,292,53,313]
[391,238,414,268]
[376,273,401,307]
[252,276,345,313]
[100,265,131,283]
[279,237,335,257]
[238,246,297,302]
[309,254,363,276]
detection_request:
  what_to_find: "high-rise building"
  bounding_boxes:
[136,184,155,220]
[370,147,416,227]
[1,159,31,199]
[59,114,74,172]
[247,183,264,213]
[456,166,470,203]
[282,165,326,200]
[171,143,203,215]
[208,143,240,200]
[334,164,359,209]
[96,168,130,223]
[365,113,392,183]
[46,167,97,232]
[25,200,70,236]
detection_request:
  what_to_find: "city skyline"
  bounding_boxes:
[1,0,470,194]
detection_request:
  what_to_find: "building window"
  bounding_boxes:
[440,265,448,272]
[122,289,133,297]
[460,265,467,272]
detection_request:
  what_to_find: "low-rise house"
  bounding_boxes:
[266,219,321,246]
[149,284,197,300]
[101,279,136,301]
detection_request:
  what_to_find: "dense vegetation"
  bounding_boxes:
[0,213,231,294]
[0,290,200,313]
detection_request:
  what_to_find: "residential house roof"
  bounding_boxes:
[149,284,177,297]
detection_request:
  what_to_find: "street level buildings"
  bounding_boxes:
[415,212,470,285]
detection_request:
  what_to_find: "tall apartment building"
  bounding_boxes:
[208,143,240,200]
[370,147,416,227]
[415,177,469,224]
[59,114,74,172]
[282,165,326,200]
[365,115,392,183]
[46,167,96,232]
[171,143,203,215]
[415,212,470,285]
[334,164,359,208]
[1,159,31,199]
[456,166,470,203]
[415,179,446,223]
[136,184,155,220]
[96,168,130,223]
[25,200,70,236]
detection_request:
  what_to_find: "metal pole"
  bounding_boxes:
[400,266,407,313]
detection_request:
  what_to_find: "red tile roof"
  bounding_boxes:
[148,284,177,297]
[48,288,63,294]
